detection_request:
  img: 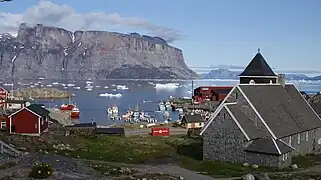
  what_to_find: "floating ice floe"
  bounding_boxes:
[85,85,94,89]
[60,83,66,87]
[86,81,93,84]
[155,83,179,90]
[46,84,53,87]
[111,84,116,87]
[99,93,122,98]
[116,85,129,90]
[103,86,109,89]
[86,88,92,91]
[95,85,100,88]
[67,84,75,87]
[3,83,13,86]
[73,86,80,89]
[52,82,59,85]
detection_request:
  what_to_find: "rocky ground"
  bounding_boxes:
[11,87,71,99]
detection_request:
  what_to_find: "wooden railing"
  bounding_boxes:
[0,140,21,157]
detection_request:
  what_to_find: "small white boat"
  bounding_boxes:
[107,105,119,115]
[159,102,166,111]
[165,101,172,111]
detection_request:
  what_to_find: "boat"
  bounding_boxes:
[165,101,172,111]
[60,97,75,111]
[133,103,140,119]
[159,102,166,111]
[70,107,80,118]
[107,105,119,115]
[163,111,171,121]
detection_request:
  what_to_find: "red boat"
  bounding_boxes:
[71,107,80,118]
[60,97,75,111]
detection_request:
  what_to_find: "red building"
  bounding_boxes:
[0,86,8,106]
[193,86,233,103]
[7,104,50,136]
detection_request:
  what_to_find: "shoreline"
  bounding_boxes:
[10,87,72,99]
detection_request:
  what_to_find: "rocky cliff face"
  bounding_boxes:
[0,23,197,80]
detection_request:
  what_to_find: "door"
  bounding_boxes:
[11,125,15,133]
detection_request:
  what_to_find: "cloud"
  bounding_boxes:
[0,0,183,42]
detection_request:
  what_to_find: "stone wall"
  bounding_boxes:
[245,152,290,168]
[281,127,321,156]
[66,127,95,137]
[203,108,248,163]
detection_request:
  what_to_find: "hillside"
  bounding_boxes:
[0,23,197,80]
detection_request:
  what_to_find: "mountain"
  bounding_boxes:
[307,76,321,81]
[203,69,317,80]
[0,23,197,80]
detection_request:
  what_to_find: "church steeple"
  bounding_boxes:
[239,49,277,84]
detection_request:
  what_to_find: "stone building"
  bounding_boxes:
[200,49,321,168]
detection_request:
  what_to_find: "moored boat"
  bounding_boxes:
[165,101,172,111]
[71,107,80,118]
[159,102,166,111]
[107,105,119,115]
[60,97,75,111]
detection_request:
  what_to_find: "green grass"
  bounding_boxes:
[292,153,321,168]
[45,135,280,178]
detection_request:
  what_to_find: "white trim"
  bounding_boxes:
[224,105,250,141]
[238,83,280,86]
[38,117,41,135]
[272,138,282,155]
[9,117,12,134]
[291,84,321,121]
[0,86,8,93]
[8,107,41,118]
[239,76,278,78]
[279,138,295,150]
[200,85,238,135]
[9,132,40,136]
[237,85,277,139]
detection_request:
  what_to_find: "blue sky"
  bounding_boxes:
[0,0,320,70]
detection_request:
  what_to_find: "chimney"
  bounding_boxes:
[277,74,286,88]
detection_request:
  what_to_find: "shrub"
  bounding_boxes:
[28,162,53,179]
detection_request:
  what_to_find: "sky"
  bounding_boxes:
[0,0,320,70]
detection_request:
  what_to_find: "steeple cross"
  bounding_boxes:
[258,48,260,53]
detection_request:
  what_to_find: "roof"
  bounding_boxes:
[5,99,27,103]
[239,84,321,138]
[225,104,270,139]
[26,104,49,117]
[213,88,232,94]
[182,114,203,123]
[244,138,293,155]
[239,50,277,77]
[311,102,321,116]
[65,122,96,128]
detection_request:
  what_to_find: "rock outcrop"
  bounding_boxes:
[0,23,197,79]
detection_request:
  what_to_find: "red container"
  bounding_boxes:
[151,127,170,136]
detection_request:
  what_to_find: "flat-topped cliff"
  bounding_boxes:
[0,23,197,79]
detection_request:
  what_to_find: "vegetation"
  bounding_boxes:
[292,153,321,168]
[28,162,53,179]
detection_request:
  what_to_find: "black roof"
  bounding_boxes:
[239,84,321,138]
[95,128,125,135]
[65,122,96,128]
[213,89,232,95]
[311,102,321,116]
[26,104,49,117]
[239,50,277,77]
[225,104,270,139]
[182,114,204,123]
[244,138,293,155]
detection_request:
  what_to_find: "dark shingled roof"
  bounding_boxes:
[225,104,270,139]
[26,104,49,117]
[311,102,321,116]
[244,138,293,155]
[239,84,321,138]
[239,52,277,77]
[182,114,204,123]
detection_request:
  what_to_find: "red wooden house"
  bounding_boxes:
[7,104,50,136]
[193,86,233,103]
[0,86,8,106]
[3,99,27,110]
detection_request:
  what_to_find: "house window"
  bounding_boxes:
[282,153,289,161]
[223,113,226,119]
[41,119,44,125]
[298,134,301,144]
[235,92,238,99]
[44,116,47,122]
[289,136,292,146]
[306,132,309,141]
[199,123,202,126]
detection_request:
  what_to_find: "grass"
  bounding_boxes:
[0,161,16,169]
[292,153,321,168]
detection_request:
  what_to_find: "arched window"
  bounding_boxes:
[249,79,255,84]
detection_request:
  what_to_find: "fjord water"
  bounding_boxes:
[3,79,321,125]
